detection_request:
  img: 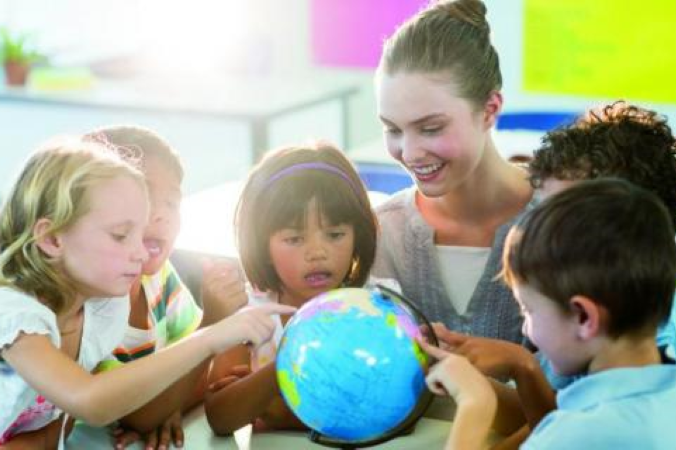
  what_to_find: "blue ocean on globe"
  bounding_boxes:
[276,287,429,442]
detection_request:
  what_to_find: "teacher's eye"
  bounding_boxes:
[421,126,442,135]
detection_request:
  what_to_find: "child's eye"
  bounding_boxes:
[283,236,303,245]
[111,233,128,242]
[327,231,346,240]
[383,126,401,136]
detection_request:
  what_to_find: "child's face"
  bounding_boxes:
[269,200,355,306]
[59,175,149,299]
[512,282,586,376]
[141,154,182,275]
[377,72,495,198]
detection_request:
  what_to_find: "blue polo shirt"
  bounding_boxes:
[522,363,676,449]
[656,297,676,354]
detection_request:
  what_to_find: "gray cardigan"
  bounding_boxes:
[373,188,532,344]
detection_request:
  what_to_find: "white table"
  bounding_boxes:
[67,402,503,449]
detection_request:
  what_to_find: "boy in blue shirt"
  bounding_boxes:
[427,102,676,449]
[422,178,676,449]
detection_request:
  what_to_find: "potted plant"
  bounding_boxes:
[1,28,44,86]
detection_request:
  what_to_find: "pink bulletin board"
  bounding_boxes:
[311,0,427,69]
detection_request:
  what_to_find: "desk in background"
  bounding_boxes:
[0,74,358,195]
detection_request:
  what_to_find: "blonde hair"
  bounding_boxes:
[0,137,145,313]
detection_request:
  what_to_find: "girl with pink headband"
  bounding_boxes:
[204,141,398,434]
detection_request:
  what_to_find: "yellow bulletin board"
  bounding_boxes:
[524,0,676,104]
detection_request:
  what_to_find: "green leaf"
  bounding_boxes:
[1,27,45,64]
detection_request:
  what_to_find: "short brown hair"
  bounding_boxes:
[235,142,377,294]
[503,178,676,338]
[529,101,676,226]
[378,0,502,107]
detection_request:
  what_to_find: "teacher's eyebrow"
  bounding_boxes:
[409,113,448,125]
[379,113,448,127]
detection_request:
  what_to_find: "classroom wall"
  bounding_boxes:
[2,0,675,159]
[337,0,676,147]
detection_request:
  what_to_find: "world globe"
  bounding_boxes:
[276,286,430,445]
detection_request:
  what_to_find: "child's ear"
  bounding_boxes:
[482,91,503,130]
[569,295,606,340]
[33,218,63,258]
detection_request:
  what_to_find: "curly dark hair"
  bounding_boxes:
[529,101,676,226]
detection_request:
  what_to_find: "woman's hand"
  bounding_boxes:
[428,322,532,380]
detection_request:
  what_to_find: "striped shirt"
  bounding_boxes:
[98,261,202,370]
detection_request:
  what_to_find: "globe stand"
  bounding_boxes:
[305,285,440,449]
[309,419,424,448]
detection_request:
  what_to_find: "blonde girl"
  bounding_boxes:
[0,138,293,448]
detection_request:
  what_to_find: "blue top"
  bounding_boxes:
[523,362,676,449]
[656,298,676,353]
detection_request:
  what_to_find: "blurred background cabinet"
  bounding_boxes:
[0,76,357,195]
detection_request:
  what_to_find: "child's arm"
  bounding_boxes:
[488,379,527,436]
[205,348,302,434]
[422,343,497,450]
[507,353,556,430]
[112,261,244,434]
[204,346,275,434]
[1,304,294,427]
[491,425,530,450]
[114,360,208,433]
[255,390,305,431]
[431,323,556,429]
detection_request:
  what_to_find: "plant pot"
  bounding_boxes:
[4,61,30,86]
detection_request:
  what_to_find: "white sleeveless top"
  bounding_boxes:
[0,287,128,445]
[435,245,491,315]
